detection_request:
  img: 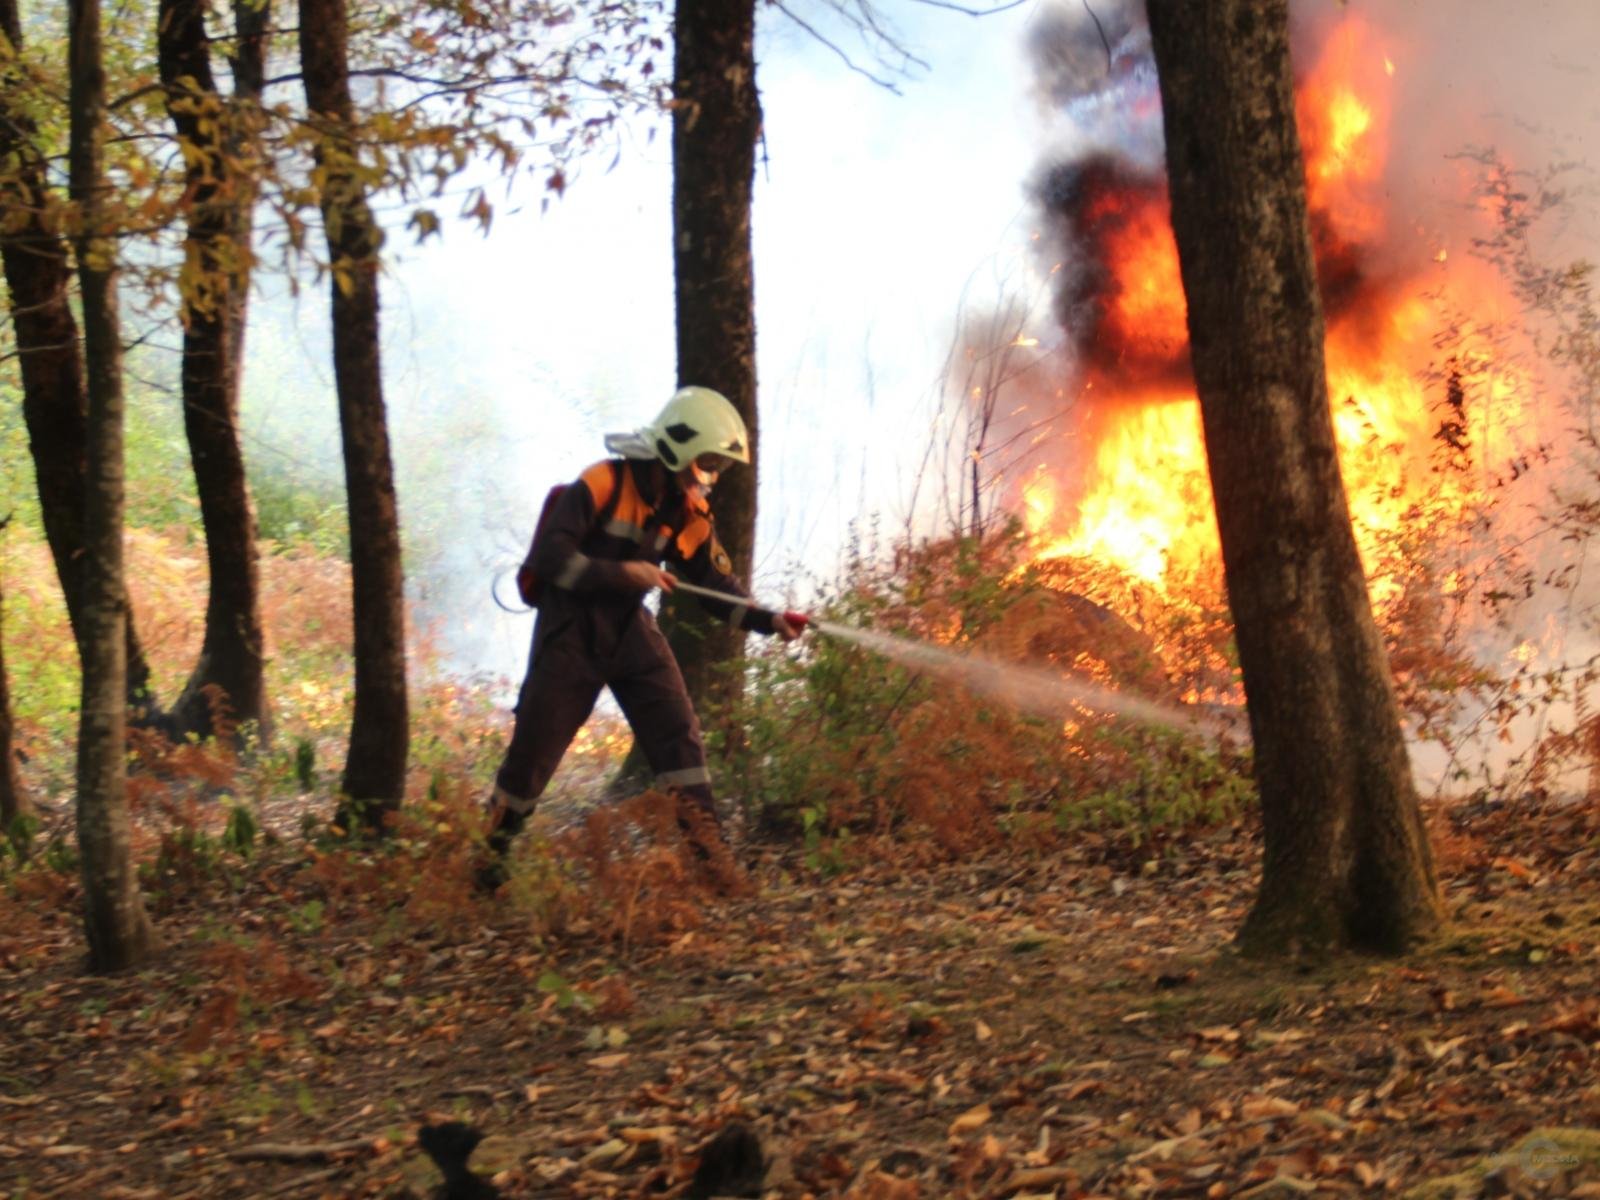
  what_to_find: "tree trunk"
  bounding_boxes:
[68,0,155,971]
[226,0,268,381]
[0,0,158,720]
[1147,0,1443,956]
[299,0,408,829]
[662,0,761,719]
[158,0,270,745]
[0,529,34,843]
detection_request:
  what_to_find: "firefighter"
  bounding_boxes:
[479,386,801,892]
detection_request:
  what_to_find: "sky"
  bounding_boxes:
[235,0,1600,687]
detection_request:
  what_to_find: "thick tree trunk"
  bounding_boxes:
[158,0,269,745]
[662,0,761,719]
[68,0,155,971]
[300,0,408,829]
[0,538,34,841]
[1147,0,1443,956]
[0,0,158,719]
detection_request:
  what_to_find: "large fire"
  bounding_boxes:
[1020,13,1535,608]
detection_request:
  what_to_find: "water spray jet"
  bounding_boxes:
[669,580,1231,737]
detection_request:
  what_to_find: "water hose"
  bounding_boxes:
[667,578,810,631]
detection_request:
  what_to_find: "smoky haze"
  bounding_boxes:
[233,5,1045,691]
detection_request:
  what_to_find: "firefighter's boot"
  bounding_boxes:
[475,787,532,894]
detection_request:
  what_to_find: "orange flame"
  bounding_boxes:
[1027,390,1212,583]
[1093,194,1188,367]
[1022,12,1533,610]
[1300,16,1391,246]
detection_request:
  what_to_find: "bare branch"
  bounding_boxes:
[1080,0,1114,70]
[226,1139,376,1163]
[846,0,930,71]
[908,0,1031,14]
[772,1,905,94]
[108,81,166,111]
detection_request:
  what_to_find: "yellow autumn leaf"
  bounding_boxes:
[948,1103,991,1136]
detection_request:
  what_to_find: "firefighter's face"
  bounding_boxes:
[681,453,737,495]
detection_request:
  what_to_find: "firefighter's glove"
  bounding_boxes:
[620,562,678,593]
[772,613,803,642]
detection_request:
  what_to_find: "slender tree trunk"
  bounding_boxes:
[1147,0,1443,956]
[158,0,269,745]
[68,0,155,971]
[225,0,267,370]
[300,0,408,829]
[0,0,158,719]
[0,525,34,843]
[662,0,761,717]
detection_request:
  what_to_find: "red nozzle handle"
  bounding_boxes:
[783,610,810,631]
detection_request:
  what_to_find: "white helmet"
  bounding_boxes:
[644,386,751,470]
[603,386,751,471]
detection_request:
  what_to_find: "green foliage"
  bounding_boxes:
[142,812,263,908]
[800,805,850,876]
[0,383,41,530]
[251,466,349,559]
[222,802,259,859]
[294,738,317,792]
[144,825,226,899]
[1054,727,1256,845]
[293,1079,323,1119]
[3,343,350,558]
[3,812,40,863]
[122,372,203,533]
[0,579,78,754]
[537,970,596,1012]
[285,899,326,936]
[41,836,78,877]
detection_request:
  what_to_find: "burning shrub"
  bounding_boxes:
[1012,552,1238,707]
[712,523,1255,861]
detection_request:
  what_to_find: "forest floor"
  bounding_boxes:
[4,792,1600,1200]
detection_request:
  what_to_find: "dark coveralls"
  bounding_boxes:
[491,456,778,841]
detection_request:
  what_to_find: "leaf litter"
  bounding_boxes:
[3,793,1600,1197]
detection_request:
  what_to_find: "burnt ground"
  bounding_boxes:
[4,795,1600,1200]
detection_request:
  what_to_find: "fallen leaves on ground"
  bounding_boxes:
[4,795,1600,1197]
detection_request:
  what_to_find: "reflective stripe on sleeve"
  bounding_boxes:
[555,553,589,590]
[726,603,749,630]
[655,765,712,788]
[603,517,649,544]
